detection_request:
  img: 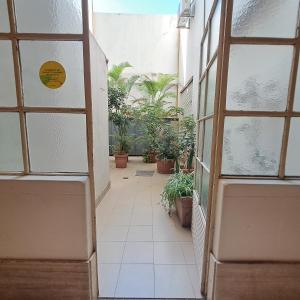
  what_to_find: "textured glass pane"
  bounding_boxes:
[196,121,203,158]
[205,0,214,24]
[0,0,10,32]
[210,0,221,59]
[232,0,299,38]
[198,78,206,118]
[200,168,209,216]
[222,117,284,176]
[227,45,292,111]
[201,33,208,75]
[0,41,17,106]
[15,0,82,34]
[286,118,300,176]
[20,41,85,108]
[203,118,213,170]
[0,113,23,172]
[27,114,88,173]
[293,54,300,112]
[206,60,217,115]
[195,159,202,199]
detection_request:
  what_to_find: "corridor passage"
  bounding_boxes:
[96,157,201,298]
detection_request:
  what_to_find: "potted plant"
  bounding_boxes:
[179,116,196,173]
[108,62,138,168]
[161,172,194,227]
[113,131,131,168]
[134,74,183,163]
[156,125,180,174]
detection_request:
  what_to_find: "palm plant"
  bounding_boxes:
[108,62,139,102]
[108,62,137,157]
[134,74,182,160]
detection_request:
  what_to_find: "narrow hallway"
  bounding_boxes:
[96,157,201,299]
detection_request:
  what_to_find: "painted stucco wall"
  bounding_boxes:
[178,1,204,117]
[93,13,179,76]
[178,0,205,285]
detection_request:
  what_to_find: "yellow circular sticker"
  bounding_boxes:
[39,61,66,89]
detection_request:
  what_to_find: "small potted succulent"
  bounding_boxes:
[156,125,180,174]
[161,172,194,227]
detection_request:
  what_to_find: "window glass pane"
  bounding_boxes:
[227,45,292,111]
[206,60,217,115]
[15,0,82,34]
[0,113,23,172]
[205,0,214,25]
[27,113,88,173]
[20,41,85,108]
[198,78,206,118]
[195,159,202,198]
[286,118,300,176]
[196,121,203,158]
[293,54,300,112]
[232,0,299,38]
[203,118,213,170]
[210,0,221,59]
[201,33,208,75]
[0,41,17,106]
[0,0,10,32]
[222,117,284,176]
[200,168,210,216]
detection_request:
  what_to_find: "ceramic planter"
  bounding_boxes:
[176,196,193,227]
[114,154,128,168]
[157,159,175,174]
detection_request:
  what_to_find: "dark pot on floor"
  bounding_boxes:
[148,152,157,163]
[157,159,175,174]
[115,154,128,168]
[176,196,193,227]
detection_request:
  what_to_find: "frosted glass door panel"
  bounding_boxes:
[201,33,208,75]
[200,168,210,215]
[286,118,300,176]
[198,78,206,118]
[0,41,17,106]
[202,119,213,170]
[227,45,292,111]
[20,41,85,108]
[232,0,299,38]
[222,117,284,176]
[293,55,300,111]
[0,0,10,32]
[14,0,82,34]
[0,113,23,172]
[205,0,214,24]
[210,0,221,59]
[206,60,217,115]
[195,160,202,199]
[27,114,88,173]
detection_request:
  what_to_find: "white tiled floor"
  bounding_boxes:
[96,157,201,298]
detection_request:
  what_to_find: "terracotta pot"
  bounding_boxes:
[176,196,192,227]
[157,159,175,174]
[114,154,128,168]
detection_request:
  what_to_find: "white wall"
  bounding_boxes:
[178,0,205,285]
[93,13,179,76]
[178,0,204,117]
[90,33,110,202]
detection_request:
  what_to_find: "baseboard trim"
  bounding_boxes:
[96,181,111,208]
